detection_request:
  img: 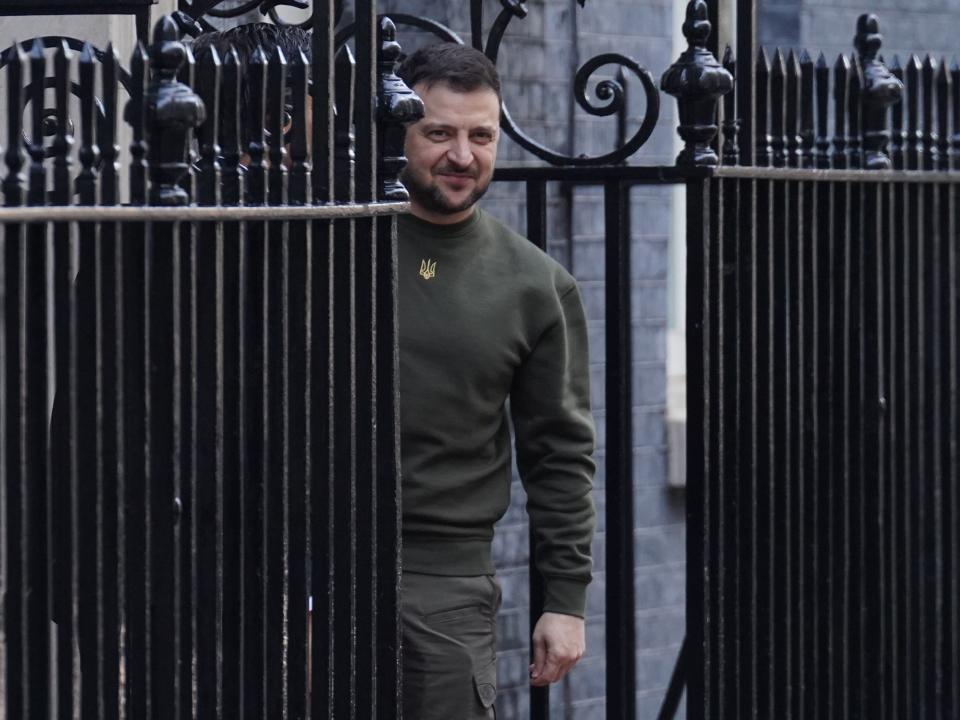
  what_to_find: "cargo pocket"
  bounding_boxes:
[473,657,497,710]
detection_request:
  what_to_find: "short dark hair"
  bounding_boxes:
[396,43,501,102]
[191,22,311,68]
[191,23,311,143]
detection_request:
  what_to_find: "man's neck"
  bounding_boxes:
[408,202,476,226]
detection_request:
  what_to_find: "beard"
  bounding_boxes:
[401,164,492,216]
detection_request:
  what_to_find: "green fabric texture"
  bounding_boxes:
[397,208,596,617]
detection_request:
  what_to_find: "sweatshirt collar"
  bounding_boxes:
[398,207,482,239]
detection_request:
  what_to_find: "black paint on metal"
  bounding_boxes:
[685,15,960,720]
[1,8,406,719]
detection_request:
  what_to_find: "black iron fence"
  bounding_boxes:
[0,5,421,717]
[1,0,958,718]
[684,6,960,720]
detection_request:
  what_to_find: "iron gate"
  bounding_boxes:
[1,0,958,717]
[685,6,960,720]
[0,3,422,717]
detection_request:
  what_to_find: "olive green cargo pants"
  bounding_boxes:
[401,572,502,719]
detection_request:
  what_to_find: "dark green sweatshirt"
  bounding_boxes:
[398,208,596,617]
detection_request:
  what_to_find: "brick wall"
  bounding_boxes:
[380,1,686,716]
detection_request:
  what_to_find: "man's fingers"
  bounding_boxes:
[539,651,563,684]
[530,646,579,686]
[529,634,547,681]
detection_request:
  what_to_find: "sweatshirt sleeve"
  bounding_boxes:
[510,279,596,618]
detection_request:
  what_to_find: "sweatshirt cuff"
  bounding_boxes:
[543,577,590,618]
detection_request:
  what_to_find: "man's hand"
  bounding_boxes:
[529,612,586,687]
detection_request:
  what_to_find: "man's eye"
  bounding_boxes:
[427,130,449,139]
[472,132,493,143]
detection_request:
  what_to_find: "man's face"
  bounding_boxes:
[401,81,501,224]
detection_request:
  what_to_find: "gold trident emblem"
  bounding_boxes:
[419,258,437,280]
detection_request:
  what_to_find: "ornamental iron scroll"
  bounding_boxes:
[333,0,661,166]
[660,0,733,166]
[0,38,132,171]
[176,0,345,35]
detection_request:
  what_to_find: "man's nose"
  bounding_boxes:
[445,136,472,167]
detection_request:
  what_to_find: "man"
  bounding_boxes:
[395,43,596,718]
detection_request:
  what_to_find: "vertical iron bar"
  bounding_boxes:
[786,174,802,720]
[911,175,926,719]
[265,44,289,720]
[77,40,106,720]
[47,40,73,720]
[218,43,243,720]
[905,56,922,171]
[921,56,937,171]
[736,0,756,165]
[332,43,357,720]
[770,50,786,168]
[721,48,739,166]
[375,212,402,720]
[847,56,862,169]
[122,55,151,711]
[353,225,375,718]
[754,167,773,720]
[833,55,851,170]
[814,174,832,720]
[863,176,886,720]
[309,4,336,712]
[605,179,635,720]
[706,172,723,719]
[786,52,802,168]
[685,177,709,720]
[771,167,790,720]
[178,217,197,720]
[354,20,379,708]
[100,41,123,720]
[2,219,24,720]
[148,217,177,720]
[310,4,336,715]
[946,178,959,720]
[935,60,951,171]
[524,180,549,720]
[735,173,758,720]
[800,173,818,720]
[288,43,312,720]
[26,38,52,719]
[242,42,268,720]
[815,54,830,170]
[756,50,772,167]
[121,225,149,719]
[884,177,900,720]
[890,58,905,170]
[719,174,741,720]
[193,39,220,720]
[922,174,942,712]
[352,198,374,718]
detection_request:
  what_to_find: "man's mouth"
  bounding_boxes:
[438,172,475,189]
